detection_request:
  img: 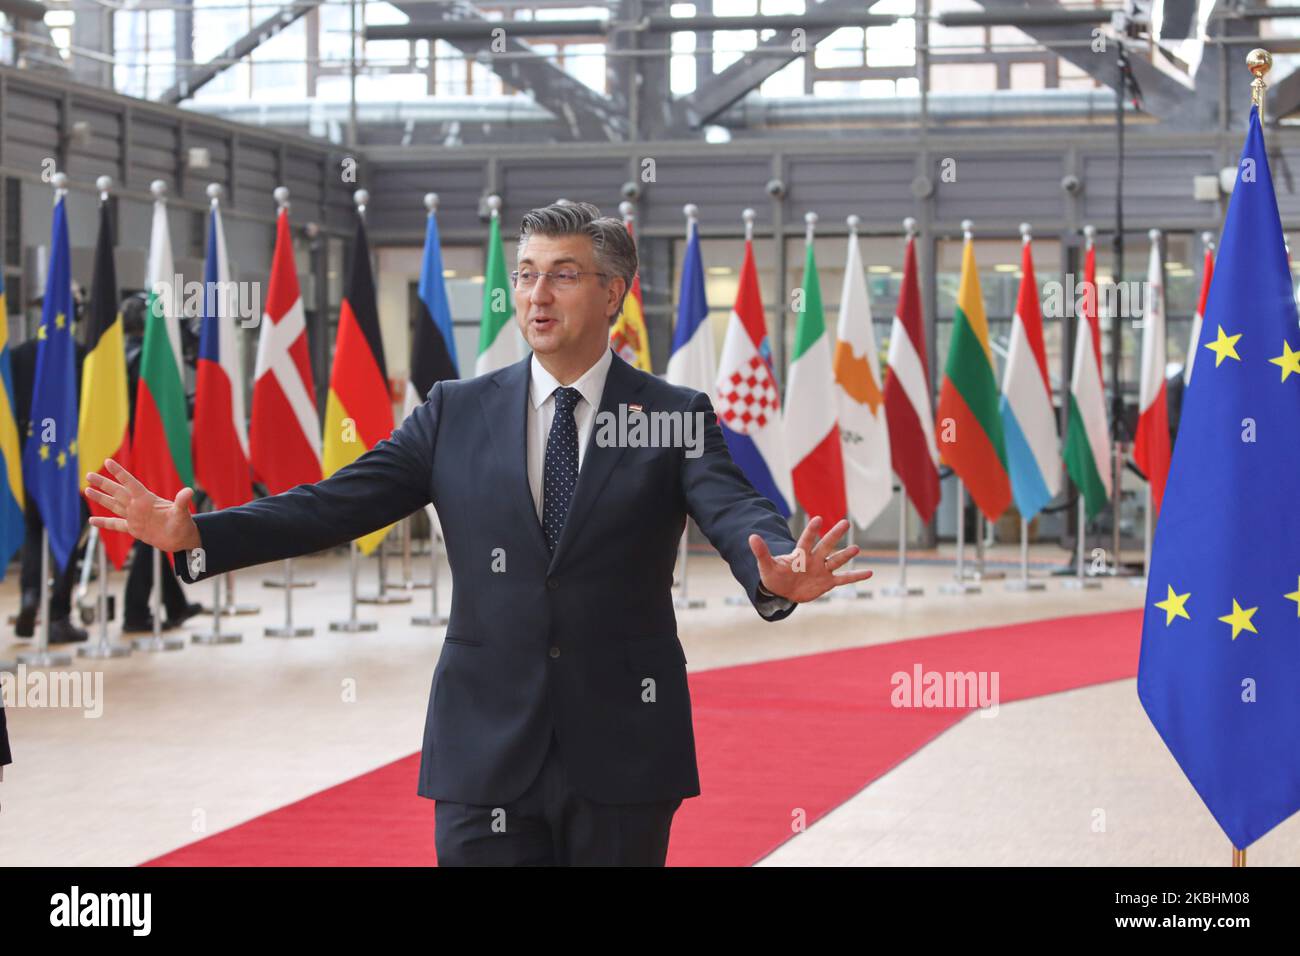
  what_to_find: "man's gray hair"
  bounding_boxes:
[517,200,637,322]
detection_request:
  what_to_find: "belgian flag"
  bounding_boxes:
[78,195,133,568]
[322,210,393,555]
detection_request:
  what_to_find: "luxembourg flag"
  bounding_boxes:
[193,189,253,510]
[715,232,793,516]
[997,226,1059,521]
[665,209,716,399]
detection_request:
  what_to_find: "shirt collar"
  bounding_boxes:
[529,346,613,411]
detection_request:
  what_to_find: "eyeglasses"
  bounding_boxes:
[511,269,609,290]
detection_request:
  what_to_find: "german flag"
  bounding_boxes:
[322,211,394,555]
[77,195,134,569]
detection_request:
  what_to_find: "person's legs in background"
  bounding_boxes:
[124,540,200,632]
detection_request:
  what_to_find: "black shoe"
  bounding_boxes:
[48,618,88,644]
[163,601,204,630]
[15,589,37,638]
[122,617,156,634]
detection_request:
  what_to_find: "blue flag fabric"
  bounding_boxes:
[1137,105,1300,850]
[20,195,81,572]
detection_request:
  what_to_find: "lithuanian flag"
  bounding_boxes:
[322,212,394,555]
[935,232,1011,522]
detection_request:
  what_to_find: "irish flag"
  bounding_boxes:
[834,225,891,529]
[1063,230,1112,520]
[935,227,1010,523]
[1183,239,1215,385]
[1134,230,1171,516]
[997,228,1059,522]
[134,184,193,508]
[785,224,846,528]
[475,204,524,376]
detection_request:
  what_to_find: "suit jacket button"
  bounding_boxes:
[549,646,561,659]
[546,578,559,590]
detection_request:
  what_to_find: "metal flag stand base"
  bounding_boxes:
[265,559,314,637]
[1128,484,1153,588]
[331,543,379,632]
[17,531,74,666]
[411,533,449,627]
[358,539,412,605]
[939,482,981,595]
[78,537,131,659]
[222,573,261,615]
[193,575,242,645]
[1005,518,1046,592]
[131,547,184,652]
[881,491,924,597]
[1063,497,1102,590]
[672,528,706,609]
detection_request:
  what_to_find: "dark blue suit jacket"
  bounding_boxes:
[177,351,797,805]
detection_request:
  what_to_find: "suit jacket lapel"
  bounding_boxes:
[548,351,647,573]
[479,356,550,558]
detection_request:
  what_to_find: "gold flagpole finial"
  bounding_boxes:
[1248,48,1272,118]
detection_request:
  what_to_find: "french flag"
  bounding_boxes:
[665,211,717,400]
[714,236,793,517]
[193,194,253,510]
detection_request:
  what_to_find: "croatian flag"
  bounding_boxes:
[665,214,716,400]
[715,236,793,516]
[193,192,253,510]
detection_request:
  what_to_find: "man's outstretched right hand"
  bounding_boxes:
[85,458,202,553]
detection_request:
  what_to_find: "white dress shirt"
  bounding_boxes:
[527,346,613,521]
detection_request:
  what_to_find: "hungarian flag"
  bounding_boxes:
[134,192,193,521]
[883,232,940,524]
[715,235,792,517]
[250,206,322,495]
[935,233,1010,523]
[0,270,24,577]
[323,213,393,555]
[1183,241,1215,385]
[1134,233,1171,515]
[834,229,891,529]
[193,192,252,511]
[998,231,1059,522]
[78,194,133,568]
[1063,232,1112,520]
[785,233,846,527]
[610,213,651,371]
[475,208,524,376]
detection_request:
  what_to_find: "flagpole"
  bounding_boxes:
[1064,496,1101,590]
[882,487,923,597]
[264,558,313,637]
[412,528,448,626]
[78,535,131,658]
[192,503,240,645]
[940,480,980,595]
[222,573,260,616]
[332,542,378,633]
[17,530,72,667]
[673,203,707,611]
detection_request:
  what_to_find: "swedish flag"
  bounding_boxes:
[1138,105,1300,849]
[0,269,23,577]
[20,194,80,572]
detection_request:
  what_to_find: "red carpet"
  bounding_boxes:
[143,608,1141,867]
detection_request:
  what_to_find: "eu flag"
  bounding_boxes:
[1137,105,1300,849]
[20,194,80,572]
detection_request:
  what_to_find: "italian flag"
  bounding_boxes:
[785,233,846,528]
[1063,234,1112,519]
[1133,232,1171,515]
[134,191,193,507]
[935,231,1010,522]
[475,207,524,375]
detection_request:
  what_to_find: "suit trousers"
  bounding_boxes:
[434,731,682,866]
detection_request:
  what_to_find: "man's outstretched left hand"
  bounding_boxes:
[748,516,872,604]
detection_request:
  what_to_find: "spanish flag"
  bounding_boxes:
[610,213,650,371]
[935,231,1011,522]
[0,271,23,577]
[322,211,393,555]
[78,195,134,569]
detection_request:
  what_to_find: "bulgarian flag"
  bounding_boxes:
[1134,231,1171,516]
[935,228,1010,523]
[78,191,134,568]
[322,212,393,555]
[610,211,651,371]
[883,229,940,523]
[1183,239,1215,385]
[475,204,524,376]
[134,186,193,510]
[785,227,846,528]
[1063,230,1112,519]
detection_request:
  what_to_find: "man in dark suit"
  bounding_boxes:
[85,201,871,866]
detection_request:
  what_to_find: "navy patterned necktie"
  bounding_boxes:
[542,386,582,553]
